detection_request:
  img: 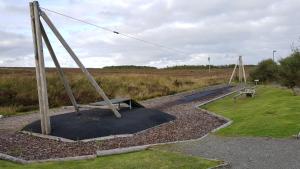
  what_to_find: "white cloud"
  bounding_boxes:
[0,0,299,68]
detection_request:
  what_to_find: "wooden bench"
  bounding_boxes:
[233,88,256,100]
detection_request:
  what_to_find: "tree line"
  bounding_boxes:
[250,50,300,95]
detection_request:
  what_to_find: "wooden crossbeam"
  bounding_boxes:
[229,61,238,85]
[40,23,80,113]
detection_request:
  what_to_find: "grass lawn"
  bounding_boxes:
[0,149,220,169]
[202,86,300,138]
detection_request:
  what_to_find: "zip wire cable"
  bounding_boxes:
[40,7,190,55]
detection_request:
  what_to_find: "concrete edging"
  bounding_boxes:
[0,152,97,164]
[21,131,75,142]
[0,153,28,164]
[27,154,97,163]
[80,134,134,142]
[96,145,150,156]
[22,131,135,143]
[209,162,231,169]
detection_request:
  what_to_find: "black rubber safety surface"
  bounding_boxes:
[154,85,233,109]
[22,108,175,140]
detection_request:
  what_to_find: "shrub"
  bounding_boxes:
[249,59,278,83]
[279,51,300,94]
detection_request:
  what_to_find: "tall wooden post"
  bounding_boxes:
[30,1,51,134]
[238,56,243,83]
[242,59,247,84]
[30,2,44,132]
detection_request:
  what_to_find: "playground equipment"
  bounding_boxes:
[29,1,126,134]
[229,56,256,99]
[228,56,247,85]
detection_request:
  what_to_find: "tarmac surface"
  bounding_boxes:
[23,108,175,140]
[163,134,300,169]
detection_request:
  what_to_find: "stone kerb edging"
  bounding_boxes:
[96,145,150,156]
[21,131,75,142]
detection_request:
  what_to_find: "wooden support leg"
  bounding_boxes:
[229,62,238,85]
[31,1,51,134]
[40,23,80,113]
[40,11,121,118]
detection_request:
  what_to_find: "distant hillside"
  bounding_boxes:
[163,64,256,70]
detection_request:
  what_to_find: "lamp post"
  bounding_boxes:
[272,50,277,61]
[208,56,211,73]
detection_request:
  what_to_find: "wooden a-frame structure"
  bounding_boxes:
[29,1,121,135]
[228,56,246,85]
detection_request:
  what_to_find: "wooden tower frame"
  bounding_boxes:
[228,56,246,85]
[29,1,121,135]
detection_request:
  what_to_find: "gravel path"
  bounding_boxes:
[0,85,233,160]
[162,134,300,169]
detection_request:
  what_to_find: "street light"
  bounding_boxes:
[208,56,211,73]
[272,50,277,61]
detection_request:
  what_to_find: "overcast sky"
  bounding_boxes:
[0,0,300,68]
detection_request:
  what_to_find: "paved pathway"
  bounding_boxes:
[163,134,300,169]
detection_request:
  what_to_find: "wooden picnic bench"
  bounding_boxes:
[233,87,256,100]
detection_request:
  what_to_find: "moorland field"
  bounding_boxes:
[0,66,252,116]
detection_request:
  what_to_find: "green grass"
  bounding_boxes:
[0,149,219,169]
[202,86,300,138]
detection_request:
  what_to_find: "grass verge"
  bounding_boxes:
[202,86,300,138]
[0,149,220,169]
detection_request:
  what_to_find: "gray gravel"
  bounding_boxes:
[163,134,300,169]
